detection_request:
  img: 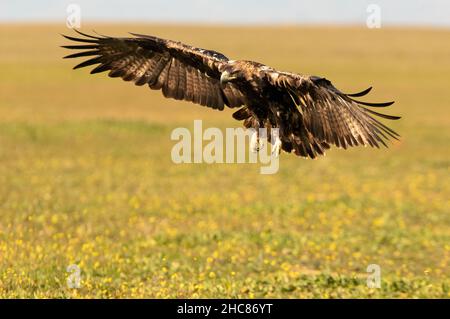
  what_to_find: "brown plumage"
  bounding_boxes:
[62,30,400,158]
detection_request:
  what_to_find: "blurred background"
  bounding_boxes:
[0,0,448,298]
[2,0,450,27]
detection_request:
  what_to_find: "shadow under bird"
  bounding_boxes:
[62,30,400,158]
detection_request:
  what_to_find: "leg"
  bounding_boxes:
[250,119,266,153]
[250,128,266,153]
[271,127,282,157]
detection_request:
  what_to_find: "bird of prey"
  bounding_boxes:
[62,30,400,158]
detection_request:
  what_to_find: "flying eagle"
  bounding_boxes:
[62,30,400,158]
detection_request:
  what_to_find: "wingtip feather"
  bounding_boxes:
[346,86,373,97]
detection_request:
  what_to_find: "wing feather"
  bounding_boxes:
[62,31,245,110]
[266,71,400,158]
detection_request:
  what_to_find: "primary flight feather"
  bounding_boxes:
[62,30,400,158]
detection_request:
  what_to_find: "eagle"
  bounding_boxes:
[62,30,400,158]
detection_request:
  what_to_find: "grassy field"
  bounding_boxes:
[0,24,449,298]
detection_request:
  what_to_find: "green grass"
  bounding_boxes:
[0,24,449,298]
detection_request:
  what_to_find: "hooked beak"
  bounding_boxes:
[220,71,236,86]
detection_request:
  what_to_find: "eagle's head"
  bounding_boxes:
[220,69,236,86]
[220,60,266,87]
[220,60,251,87]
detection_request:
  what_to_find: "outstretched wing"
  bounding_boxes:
[266,71,400,157]
[62,30,245,109]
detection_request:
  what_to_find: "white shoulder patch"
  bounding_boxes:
[270,73,279,81]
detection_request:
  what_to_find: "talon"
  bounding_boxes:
[250,129,265,153]
[259,129,266,151]
[270,128,282,157]
[272,136,282,157]
[250,130,259,153]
